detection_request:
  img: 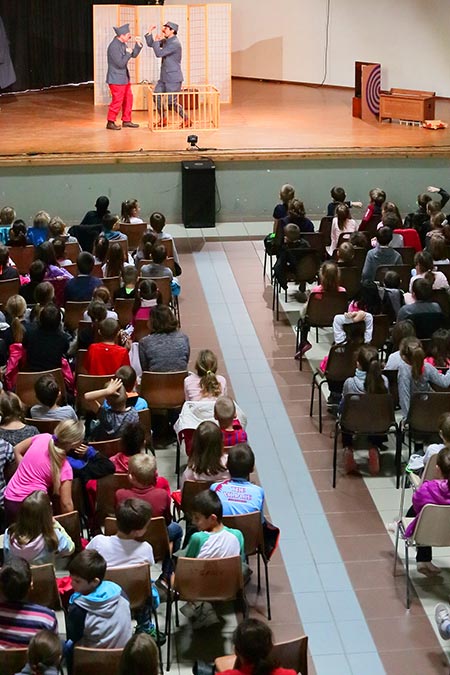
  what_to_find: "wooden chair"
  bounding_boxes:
[408,311,447,339]
[382,369,399,409]
[167,556,247,670]
[62,262,78,276]
[90,437,122,458]
[0,277,20,307]
[333,393,401,488]
[318,216,333,247]
[301,232,326,260]
[431,288,450,318]
[96,473,130,524]
[394,504,450,608]
[435,263,450,285]
[16,368,66,409]
[64,300,90,331]
[310,341,359,433]
[371,313,391,358]
[375,264,411,292]
[158,238,174,259]
[76,348,88,375]
[92,262,103,278]
[64,241,82,262]
[78,320,101,343]
[72,646,124,675]
[25,417,60,434]
[27,563,62,610]
[76,373,113,414]
[223,511,271,619]
[139,274,172,306]
[272,249,321,321]
[215,635,309,675]
[337,266,361,299]
[133,318,150,342]
[0,648,28,675]
[114,297,134,327]
[296,291,349,370]
[352,246,368,271]
[8,245,34,275]
[173,479,214,521]
[406,392,450,454]
[105,515,170,563]
[55,510,83,553]
[118,222,147,251]
[100,276,121,297]
[138,407,152,449]
[394,246,416,267]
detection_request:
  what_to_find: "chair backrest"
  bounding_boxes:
[174,556,243,602]
[431,289,450,318]
[337,266,361,299]
[63,262,78,276]
[114,297,135,327]
[25,417,60,434]
[101,276,121,296]
[0,647,28,675]
[92,263,103,278]
[0,277,20,307]
[375,265,411,292]
[408,392,450,433]
[76,349,88,375]
[140,275,172,306]
[72,646,124,675]
[352,246,367,271]
[273,636,309,675]
[413,504,450,547]
[90,437,122,457]
[27,564,62,610]
[382,369,399,408]
[408,311,447,340]
[16,368,66,409]
[340,393,396,434]
[371,314,391,350]
[118,222,147,251]
[54,510,83,553]
[222,511,263,557]
[96,472,130,524]
[180,480,214,518]
[394,246,416,267]
[301,232,325,259]
[133,318,150,342]
[420,454,439,485]
[140,371,187,409]
[8,245,34,275]
[324,342,359,382]
[64,301,90,331]
[318,216,332,246]
[64,241,81,262]
[293,250,321,283]
[138,407,152,447]
[104,562,151,610]
[105,515,170,563]
[158,238,174,259]
[435,263,450,285]
[76,374,113,414]
[306,291,348,328]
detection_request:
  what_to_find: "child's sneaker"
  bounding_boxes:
[435,603,450,640]
[417,562,441,577]
[135,620,166,645]
[343,447,359,474]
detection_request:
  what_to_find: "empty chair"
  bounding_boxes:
[0,277,20,307]
[72,646,124,675]
[8,245,34,275]
[0,647,28,675]
[96,473,130,524]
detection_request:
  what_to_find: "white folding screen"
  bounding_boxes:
[93,4,231,106]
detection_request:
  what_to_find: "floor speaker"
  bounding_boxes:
[182,159,216,228]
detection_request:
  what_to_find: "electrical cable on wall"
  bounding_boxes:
[316,0,331,87]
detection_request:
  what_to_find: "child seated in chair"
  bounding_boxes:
[107,366,148,411]
[0,558,58,647]
[273,223,310,295]
[210,444,264,517]
[214,396,248,447]
[86,378,139,441]
[65,549,132,663]
[84,318,130,376]
[178,490,244,629]
[30,372,78,422]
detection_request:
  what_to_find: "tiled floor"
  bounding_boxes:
[161,222,450,675]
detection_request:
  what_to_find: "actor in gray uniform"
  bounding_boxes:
[145,21,190,127]
[106,23,142,130]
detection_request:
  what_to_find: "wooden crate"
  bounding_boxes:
[148,84,220,132]
[131,83,150,111]
[379,88,435,123]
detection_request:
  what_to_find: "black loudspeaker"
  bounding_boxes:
[181,159,216,228]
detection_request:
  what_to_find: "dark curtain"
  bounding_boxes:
[0,1,148,91]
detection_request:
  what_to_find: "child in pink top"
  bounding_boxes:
[132,279,161,324]
[184,349,227,401]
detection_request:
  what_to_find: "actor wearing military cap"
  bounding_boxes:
[106,23,142,130]
[145,21,191,127]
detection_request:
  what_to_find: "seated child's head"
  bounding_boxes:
[192,490,223,531]
[418,192,432,209]
[52,237,67,261]
[429,233,448,262]
[9,219,27,245]
[28,259,46,285]
[99,317,120,343]
[87,300,107,323]
[0,558,32,601]
[279,184,295,204]
[382,211,401,231]
[102,213,120,232]
[427,200,442,217]
[288,199,305,218]
[430,212,447,231]
[116,498,152,537]
[150,212,166,233]
[93,286,112,307]
[437,446,450,481]
[34,373,60,408]
[48,216,67,239]
[349,231,368,249]
[429,328,450,368]
[214,396,236,428]
[119,633,159,675]
[129,454,157,488]
[68,549,106,596]
[0,206,16,225]
[369,188,386,206]
[384,270,401,289]
[94,235,109,263]
[151,245,167,265]
[77,251,95,275]
[337,241,354,264]
[284,223,300,244]
[330,186,346,203]
[123,265,138,288]
[438,413,450,446]
[120,421,145,456]
[33,210,51,230]
[376,227,393,246]
[390,320,415,351]
[227,443,255,479]
[27,630,62,674]
[106,380,127,411]
[412,277,433,302]
[116,365,137,392]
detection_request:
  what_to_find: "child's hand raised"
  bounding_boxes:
[105,378,123,396]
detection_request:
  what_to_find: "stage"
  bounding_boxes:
[1,78,450,166]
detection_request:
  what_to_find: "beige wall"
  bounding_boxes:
[174,0,450,96]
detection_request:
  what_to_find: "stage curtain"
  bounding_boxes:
[0,1,148,92]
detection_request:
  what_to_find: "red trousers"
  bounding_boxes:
[107,83,133,123]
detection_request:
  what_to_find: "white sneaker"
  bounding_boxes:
[435,603,450,640]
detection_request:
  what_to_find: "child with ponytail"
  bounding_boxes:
[184,349,228,401]
[132,279,161,323]
[398,336,450,419]
[17,629,62,675]
[327,203,357,256]
[340,345,388,475]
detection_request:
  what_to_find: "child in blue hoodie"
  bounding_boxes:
[65,549,132,669]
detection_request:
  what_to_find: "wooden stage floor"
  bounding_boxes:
[1,78,450,165]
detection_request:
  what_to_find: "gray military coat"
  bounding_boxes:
[145,34,183,85]
[106,37,142,85]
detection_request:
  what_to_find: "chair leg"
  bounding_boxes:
[296,318,301,352]
[152,606,164,675]
[165,597,172,671]
[175,440,181,489]
[395,427,402,489]
[393,522,401,576]
[256,552,261,592]
[333,420,339,488]
[405,540,411,609]
[263,558,271,620]
[318,380,325,434]
[263,251,267,279]
[310,373,317,418]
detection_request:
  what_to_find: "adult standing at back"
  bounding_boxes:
[145,21,191,128]
[106,24,142,131]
